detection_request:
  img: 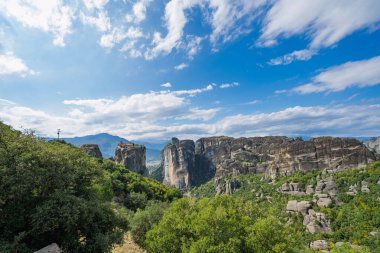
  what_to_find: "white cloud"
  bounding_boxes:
[174,63,188,70]
[146,0,201,59]
[126,0,152,23]
[0,0,76,47]
[171,84,213,96]
[176,107,219,121]
[2,99,380,140]
[208,0,263,45]
[80,10,111,32]
[83,0,110,11]
[0,52,37,77]
[293,55,380,94]
[185,35,203,59]
[245,100,260,105]
[161,82,172,88]
[99,27,127,48]
[219,82,239,89]
[258,0,380,49]
[268,49,317,66]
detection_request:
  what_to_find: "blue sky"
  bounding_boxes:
[0,0,380,141]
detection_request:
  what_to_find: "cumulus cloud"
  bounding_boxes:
[1,98,380,140]
[126,0,152,23]
[268,49,317,66]
[0,0,75,47]
[161,82,173,88]
[83,0,110,11]
[80,10,111,32]
[292,55,380,94]
[174,63,188,70]
[258,0,380,51]
[0,52,37,77]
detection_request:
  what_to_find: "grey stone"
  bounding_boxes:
[34,243,62,253]
[115,142,147,175]
[361,180,370,193]
[317,197,333,208]
[310,240,330,250]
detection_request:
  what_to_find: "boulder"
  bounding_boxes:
[317,197,333,208]
[310,240,330,250]
[215,178,241,195]
[306,185,315,194]
[361,181,370,193]
[367,136,380,154]
[286,200,312,214]
[34,243,62,253]
[303,209,331,233]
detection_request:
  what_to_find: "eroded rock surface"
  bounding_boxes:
[367,136,380,155]
[81,144,102,158]
[310,240,330,250]
[115,142,147,175]
[162,138,195,188]
[162,136,376,189]
[34,243,62,253]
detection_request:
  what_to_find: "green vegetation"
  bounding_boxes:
[0,122,179,252]
[1,121,379,252]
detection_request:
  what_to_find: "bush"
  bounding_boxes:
[130,201,169,246]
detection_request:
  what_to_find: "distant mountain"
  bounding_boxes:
[45,133,165,164]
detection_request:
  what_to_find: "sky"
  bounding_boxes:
[0,0,380,141]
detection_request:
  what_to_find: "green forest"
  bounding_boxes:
[1,122,379,253]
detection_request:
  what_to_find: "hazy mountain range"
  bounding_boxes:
[46,133,167,164]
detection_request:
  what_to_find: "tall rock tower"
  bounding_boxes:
[114,142,147,175]
[162,138,195,189]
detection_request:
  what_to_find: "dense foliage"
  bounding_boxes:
[0,122,179,252]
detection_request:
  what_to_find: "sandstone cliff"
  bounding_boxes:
[115,142,147,175]
[162,136,377,189]
[162,138,195,188]
[81,144,103,158]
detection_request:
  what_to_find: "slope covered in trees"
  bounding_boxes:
[0,122,179,252]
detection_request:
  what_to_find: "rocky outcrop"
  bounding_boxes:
[214,178,241,195]
[115,142,147,175]
[162,136,376,189]
[310,240,330,250]
[162,138,195,188]
[367,137,380,155]
[280,182,306,195]
[286,200,331,234]
[81,144,102,158]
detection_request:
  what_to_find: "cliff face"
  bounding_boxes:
[162,138,195,188]
[162,136,377,189]
[115,142,147,175]
[81,144,103,158]
[368,137,380,155]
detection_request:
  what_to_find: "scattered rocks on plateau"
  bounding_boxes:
[306,185,315,194]
[317,197,333,208]
[309,240,330,251]
[81,144,102,158]
[347,184,358,196]
[115,142,147,175]
[34,243,62,253]
[280,182,305,195]
[304,209,331,233]
[286,200,331,234]
[286,200,312,215]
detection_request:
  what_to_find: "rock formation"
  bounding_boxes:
[367,136,380,155]
[309,240,330,251]
[81,144,102,158]
[162,138,195,188]
[162,136,377,189]
[34,243,62,253]
[115,142,147,175]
